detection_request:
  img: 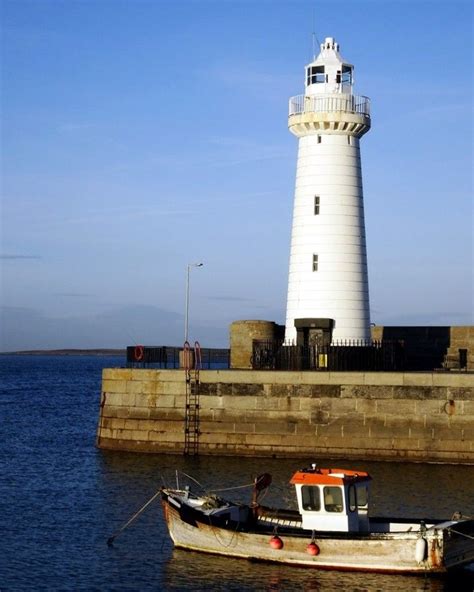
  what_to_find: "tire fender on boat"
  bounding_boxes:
[415,537,427,563]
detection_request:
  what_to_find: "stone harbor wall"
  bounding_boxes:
[97,369,474,464]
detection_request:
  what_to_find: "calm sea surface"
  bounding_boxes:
[1,355,473,591]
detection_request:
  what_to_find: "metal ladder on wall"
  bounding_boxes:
[184,341,202,455]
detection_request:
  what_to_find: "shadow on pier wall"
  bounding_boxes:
[378,326,450,371]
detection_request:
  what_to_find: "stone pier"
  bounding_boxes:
[97,369,474,463]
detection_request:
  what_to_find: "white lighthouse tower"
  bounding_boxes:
[285,37,371,346]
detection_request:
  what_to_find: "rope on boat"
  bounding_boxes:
[179,470,205,491]
[107,488,162,546]
[208,515,241,549]
[256,486,269,504]
[173,470,251,494]
[174,471,272,497]
[208,481,258,493]
[446,528,474,541]
[451,512,473,520]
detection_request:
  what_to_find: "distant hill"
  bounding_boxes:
[1,349,126,356]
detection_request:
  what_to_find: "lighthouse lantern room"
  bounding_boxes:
[285,37,371,345]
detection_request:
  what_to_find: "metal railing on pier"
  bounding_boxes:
[126,346,230,369]
[251,339,405,372]
[289,94,370,117]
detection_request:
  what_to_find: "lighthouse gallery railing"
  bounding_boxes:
[289,94,370,117]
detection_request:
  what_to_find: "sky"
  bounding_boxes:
[1,0,473,351]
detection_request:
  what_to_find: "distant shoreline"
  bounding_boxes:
[0,349,126,356]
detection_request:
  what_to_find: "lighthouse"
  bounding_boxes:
[285,37,371,346]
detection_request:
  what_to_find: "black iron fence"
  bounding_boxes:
[125,341,405,371]
[252,340,405,371]
[126,346,230,369]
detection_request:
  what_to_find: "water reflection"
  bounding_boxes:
[163,548,474,592]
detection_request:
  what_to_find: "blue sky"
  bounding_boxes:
[1,0,473,350]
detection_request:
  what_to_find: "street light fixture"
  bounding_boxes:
[184,262,203,343]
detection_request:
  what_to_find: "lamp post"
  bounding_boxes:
[184,262,203,343]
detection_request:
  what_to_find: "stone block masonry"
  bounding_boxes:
[97,368,474,463]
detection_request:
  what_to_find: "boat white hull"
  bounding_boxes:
[162,498,474,574]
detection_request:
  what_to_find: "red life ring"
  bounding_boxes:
[134,345,144,361]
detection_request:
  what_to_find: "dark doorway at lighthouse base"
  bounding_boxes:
[294,318,334,349]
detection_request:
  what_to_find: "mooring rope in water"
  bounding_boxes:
[107,488,162,546]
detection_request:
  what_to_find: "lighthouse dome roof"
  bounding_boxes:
[308,36,353,69]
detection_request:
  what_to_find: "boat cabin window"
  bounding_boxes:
[301,485,321,511]
[349,485,356,512]
[323,486,343,513]
[357,486,368,509]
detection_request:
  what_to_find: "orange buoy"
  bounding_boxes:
[269,535,283,550]
[306,542,320,556]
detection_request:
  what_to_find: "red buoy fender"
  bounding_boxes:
[134,345,144,361]
[306,542,320,556]
[269,535,283,550]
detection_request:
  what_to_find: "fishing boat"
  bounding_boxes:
[161,465,474,574]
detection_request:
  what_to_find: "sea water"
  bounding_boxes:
[1,355,473,591]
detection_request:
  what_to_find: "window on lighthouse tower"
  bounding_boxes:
[342,65,352,84]
[337,66,352,86]
[314,196,320,215]
[307,66,325,85]
[312,254,319,272]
